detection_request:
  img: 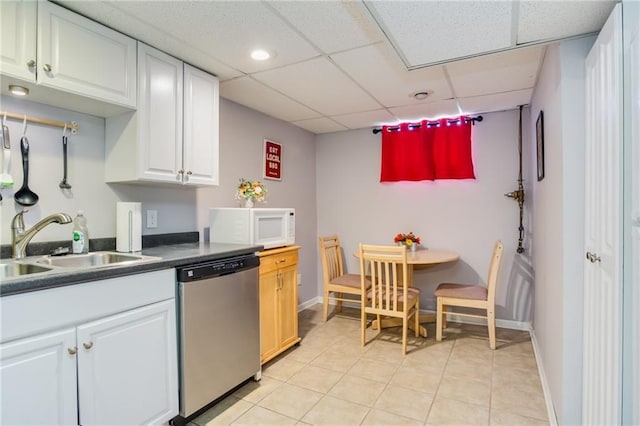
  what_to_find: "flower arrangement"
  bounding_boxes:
[394,232,421,247]
[236,178,267,202]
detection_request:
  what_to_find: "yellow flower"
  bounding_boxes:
[405,239,413,246]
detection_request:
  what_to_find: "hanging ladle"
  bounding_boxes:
[14,117,39,206]
[59,124,71,189]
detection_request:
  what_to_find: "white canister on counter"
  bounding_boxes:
[116,202,142,252]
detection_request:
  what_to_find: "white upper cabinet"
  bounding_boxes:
[37,1,136,108]
[183,64,220,186]
[0,0,136,114]
[137,42,184,183]
[0,0,37,81]
[106,43,219,187]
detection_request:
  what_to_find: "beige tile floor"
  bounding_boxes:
[191,305,549,425]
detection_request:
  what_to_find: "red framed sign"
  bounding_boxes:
[263,139,282,180]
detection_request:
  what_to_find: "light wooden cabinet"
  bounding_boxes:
[106,43,219,186]
[0,0,136,109]
[0,270,178,425]
[259,246,301,364]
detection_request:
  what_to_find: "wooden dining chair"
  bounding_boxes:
[435,240,504,349]
[359,244,420,355]
[319,234,370,321]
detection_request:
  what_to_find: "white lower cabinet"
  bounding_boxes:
[0,270,178,425]
[0,328,78,425]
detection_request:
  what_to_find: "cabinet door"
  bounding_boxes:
[37,1,136,107]
[183,64,219,186]
[260,270,280,363]
[77,300,178,426]
[138,42,184,183]
[0,0,36,81]
[278,265,299,348]
[0,328,77,425]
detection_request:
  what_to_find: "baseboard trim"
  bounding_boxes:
[298,298,531,331]
[530,328,558,426]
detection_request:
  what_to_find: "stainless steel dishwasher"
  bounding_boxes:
[174,253,260,422]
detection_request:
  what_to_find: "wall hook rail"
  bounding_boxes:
[0,111,79,134]
[504,105,526,254]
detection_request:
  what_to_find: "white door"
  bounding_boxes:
[583,4,623,424]
[183,63,220,186]
[0,328,78,425]
[77,300,179,425]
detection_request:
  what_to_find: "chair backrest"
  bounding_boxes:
[359,244,408,315]
[486,240,504,304]
[319,234,345,284]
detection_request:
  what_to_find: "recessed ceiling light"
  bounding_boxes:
[412,91,431,100]
[9,85,29,96]
[251,49,271,61]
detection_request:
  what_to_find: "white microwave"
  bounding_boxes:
[209,207,295,249]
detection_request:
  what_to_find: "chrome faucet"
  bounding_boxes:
[11,210,73,259]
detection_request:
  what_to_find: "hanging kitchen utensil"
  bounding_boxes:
[14,134,39,206]
[59,124,71,189]
[0,113,13,188]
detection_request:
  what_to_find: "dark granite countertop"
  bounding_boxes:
[0,242,263,297]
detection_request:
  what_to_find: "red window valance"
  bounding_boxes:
[380,117,476,182]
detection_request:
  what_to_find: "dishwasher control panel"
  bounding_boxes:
[177,254,260,282]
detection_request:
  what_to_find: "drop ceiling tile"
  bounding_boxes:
[292,117,348,134]
[253,57,381,115]
[364,1,513,67]
[331,109,397,130]
[267,1,381,53]
[518,0,615,44]
[331,43,452,107]
[389,99,460,122]
[95,1,320,74]
[220,77,320,122]
[446,46,543,98]
[458,89,533,115]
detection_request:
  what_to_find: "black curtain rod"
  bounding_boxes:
[372,115,483,134]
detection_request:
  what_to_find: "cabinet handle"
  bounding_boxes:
[43,63,53,73]
[68,346,77,355]
[83,341,94,350]
[26,60,36,68]
[586,252,601,263]
[276,259,286,264]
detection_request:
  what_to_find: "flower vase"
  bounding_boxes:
[244,198,254,208]
[410,244,416,253]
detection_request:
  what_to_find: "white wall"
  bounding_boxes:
[0,95,198,245]
[530,36,594,425]
[315,109,534,323]
[196,98,318,303]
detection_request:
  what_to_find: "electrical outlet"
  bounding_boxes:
[147,210,158,228]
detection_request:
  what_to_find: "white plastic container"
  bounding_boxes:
[116,202,142,252]
[72,211,89,254]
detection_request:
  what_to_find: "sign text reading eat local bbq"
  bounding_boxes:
[263,139,282,180]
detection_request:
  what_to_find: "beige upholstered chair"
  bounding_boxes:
[319,234,370,321]
[359,244,420,355]
[435,240,504,349]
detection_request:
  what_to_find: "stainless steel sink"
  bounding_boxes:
[0,262,54,280]
[35,251,158,268]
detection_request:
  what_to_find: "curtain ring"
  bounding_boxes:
[22,114,27,136]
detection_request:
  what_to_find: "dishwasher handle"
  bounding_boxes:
[177,254,259,282]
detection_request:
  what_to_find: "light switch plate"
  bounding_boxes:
[147,210,158,228]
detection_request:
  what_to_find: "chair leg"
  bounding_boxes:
[436,298,443,342]
[323,290,329,322]
[402,316,408,355]
[336,293,343,314]
[414,301,420,338]
[487,307,496,349]
[361,306,366,347]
